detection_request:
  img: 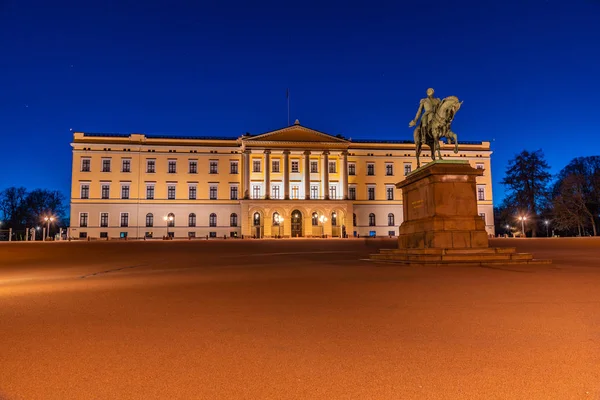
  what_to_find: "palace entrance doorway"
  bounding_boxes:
[291,210,303,237]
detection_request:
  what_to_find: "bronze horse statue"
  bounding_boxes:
[413,96,462,168]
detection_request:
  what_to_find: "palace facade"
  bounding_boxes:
[69,121,494,239]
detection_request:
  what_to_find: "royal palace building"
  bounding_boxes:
[69,121,494,239]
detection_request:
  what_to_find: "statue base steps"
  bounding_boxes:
[370,247,551,266]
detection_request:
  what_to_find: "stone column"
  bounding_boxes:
[243,149,251,199]
[304,150,311,199]
[342,150,349,200]
[264,150,271,200]
[322,151,330,200]
[283,150,290,200]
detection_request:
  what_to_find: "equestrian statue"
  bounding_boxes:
[408,88,462,168]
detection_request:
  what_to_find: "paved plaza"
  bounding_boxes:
[1,238,599,399]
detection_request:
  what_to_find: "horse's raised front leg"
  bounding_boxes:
[414,127,421,168]
[450,131,459,153]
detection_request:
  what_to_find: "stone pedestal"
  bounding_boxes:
[371,161,550,266]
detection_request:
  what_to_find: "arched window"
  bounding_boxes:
[368,213,376,226]
[353,213,357,226]
[331,211,337,226]
[312,212,318,226]
[209,213,217,227]
[387,213,394,226]
[230,213,238,227]
[253,212,261,226]
[146,213,153,227]
[188,213,196,227]
[167,212,175,227]
[273,212,280,226]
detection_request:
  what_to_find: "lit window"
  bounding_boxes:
[312,212,318,226]
[329,186,337,199]
[272,160,280,173]
[272,186,280,199]
[291,186,299,199]
[310,161,318,173]
[167,213,175,227]
[477,186,485,200]
[252,185,261,199]
[328,161,336,173]
[310,185,318,199]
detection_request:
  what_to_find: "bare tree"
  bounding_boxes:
[0,187,28,228]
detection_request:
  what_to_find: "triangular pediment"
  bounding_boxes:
[244,124,349,144]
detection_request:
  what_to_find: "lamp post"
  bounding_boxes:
[318,214,328,238]
[505,224,510,237]
[274,214,284,238]
[545,220,549,237]
[43,216,54,240]
[518,216,527,237]
[163,215,174,239]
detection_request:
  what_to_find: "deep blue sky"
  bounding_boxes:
[2,0,599,204]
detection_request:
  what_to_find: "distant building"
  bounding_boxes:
[69,121,494,239]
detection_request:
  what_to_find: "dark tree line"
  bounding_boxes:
[0,187,67,236]
[495,151,600,237]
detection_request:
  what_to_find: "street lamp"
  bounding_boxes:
[318,214,328,238]
[43,216,55,240]
[163,215,174,239]
[545,220,550,237]
[518,216,527,237]
[274,214,284,238]
[505,224,510,237]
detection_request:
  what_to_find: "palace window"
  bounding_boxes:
[273,212,281,226]
[367,163,375,176]
[291,160,299,173]
[404,163,412,176]
[168,160,177,174]
[145,213,153,227]
[168,185,176,200]
[331,212,337,226]
[100,213,109,228]
[272,160,280,173]
[476,163,485,170]
[310,185,318,199]
[328,161,336,173]
[102,159,111,172]
[386,186,394,200]
[101,184,110,199]
[348,163,356,176]
[167,213,175,227]
[253,212,261,226]
[230,161,239,174]
[253,160,261,172]
[80,184,89,199]
[79,213,88,228]
[188,213,196,227]
[369,213,376,226]
[209,185,218,200]
[348,186,356,200]
[291,186,299,199]
[81,158,91,172]
[121,185,130,200]
[310,161,318,173]
[385,163,393,176]
[312,212,319,226]
[477,185,485,200]
[209,213,217,227]
[120,213,129,228]
[368,186,375,200]
[230,213,238,227]
[146,160,155,173]
[230,186,238,200]
[388,213,395,226]
[272,186,280,199]
[329,186,337,199]
[209,160,218,174]
[188,186,197,200]
[252,185,261,199]
[146,185,154,200]
[122,159,131,173]
[189,160,198,174]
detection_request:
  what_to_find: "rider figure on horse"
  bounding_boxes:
[408,88,441,142]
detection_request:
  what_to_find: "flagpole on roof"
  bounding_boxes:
[287,88,290,126]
